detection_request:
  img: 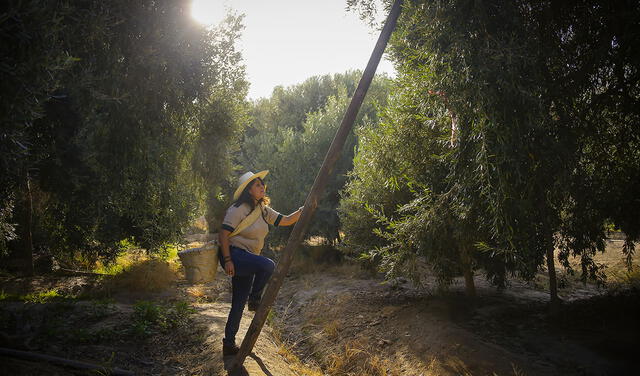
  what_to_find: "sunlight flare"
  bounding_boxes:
[191,0,224,25]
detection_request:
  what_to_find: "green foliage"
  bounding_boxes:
[340,74,494,286]
[339,74,448,260]
[192,14,250,231]
[342,0,640,291]
[0,1,76,216]
[131,300,195,337]
[241,71,391,245]
[92,251,134,275]
[22,289,64,303]
[66,326,120,344]
[0,290,11,301]
[157,243,180,261]
[0,1,247,269]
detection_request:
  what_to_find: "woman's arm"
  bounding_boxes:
[278,207,303,226]
[219,229,235,276]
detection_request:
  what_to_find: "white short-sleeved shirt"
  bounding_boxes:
[221,203,283,254]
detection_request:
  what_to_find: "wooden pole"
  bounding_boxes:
[231,0,404,370]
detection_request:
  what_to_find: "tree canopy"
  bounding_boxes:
[1,0,247,271]
[242,71,392,246]
[3,0,638,296]
[341,0,640,300]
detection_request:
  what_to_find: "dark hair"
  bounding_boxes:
[233,177,270,210]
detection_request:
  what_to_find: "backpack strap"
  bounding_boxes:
[229,205,262,238]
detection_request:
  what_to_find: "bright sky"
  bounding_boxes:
[191,0,395,100]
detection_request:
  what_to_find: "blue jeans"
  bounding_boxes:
[219,245,275,346]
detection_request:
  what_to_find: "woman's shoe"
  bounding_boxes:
[223,343,240,356]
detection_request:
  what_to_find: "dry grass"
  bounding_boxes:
[419,356,475,376]
[327,340,401,376]
[594,240,640,283]
[276,343,324,376]
[608,264,640,290]
[94,250,147,275]
[149,327,225,375]
[322,319,340,339]
[104,258,179,292]
[269,311,324,376]
[286,289,405,376]
[567,240,637,271]
[289,246,373,281]
[544,240,640,292]
[442,356,474,376]
[185,285,217,303]
[330,262,373,278]
[186,285,207,298]
[268,294,325,376]
[305,293,333,326]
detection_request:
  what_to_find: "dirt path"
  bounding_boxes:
[0,275,297,376]
[189,301,296,376]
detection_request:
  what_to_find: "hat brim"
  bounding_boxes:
[233,170,269,201]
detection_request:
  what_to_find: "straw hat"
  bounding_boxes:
[233,170,269,201]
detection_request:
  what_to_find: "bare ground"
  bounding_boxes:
[273,271,638,376]
[0,270,296,375]
[1,238,638,375]
[270,239,638,376]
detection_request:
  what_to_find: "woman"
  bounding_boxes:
[219,170,302,356]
